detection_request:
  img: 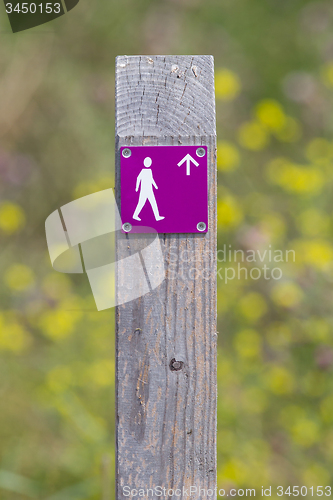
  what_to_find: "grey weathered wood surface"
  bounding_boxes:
[115,55,217,499]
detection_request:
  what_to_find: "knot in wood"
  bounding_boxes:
[169,358,184,371]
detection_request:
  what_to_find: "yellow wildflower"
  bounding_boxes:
[0,313,31,353]
[0,202,25,234]
[238,121,269,150]
[260,213,286,241]
[302,464,330,487]
[306,138,333,165]
[39,309,80,341]
[220,458,248,484]
[238,292,267,322]
[291,418,320,447]
[297,208,330,237]
[217,141,240,171]
[266,158,324,195]
[271,282,303,308]
[215,68,241,100]
[4,264,35,292]
[217,195,243,230]
[266,366,295,395]
[234,329,262,359]
[88,359,114,387]
[274,116,301,142]
[255,99,286,131]
[294,239,333,271]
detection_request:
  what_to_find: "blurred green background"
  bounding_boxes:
[1,0,333,497]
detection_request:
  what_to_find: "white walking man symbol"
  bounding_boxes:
[133,157,165,221]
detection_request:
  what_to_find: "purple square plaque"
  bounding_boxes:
[120,145,208,234]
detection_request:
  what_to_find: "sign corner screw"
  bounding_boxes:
[122,223,132,232]
[122,148,131,158]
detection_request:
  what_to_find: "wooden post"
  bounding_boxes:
[115,55,217,499]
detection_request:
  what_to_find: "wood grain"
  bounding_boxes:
[115,55,217,499]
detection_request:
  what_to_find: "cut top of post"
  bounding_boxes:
[115,55,216,138]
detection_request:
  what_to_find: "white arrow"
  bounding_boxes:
[177,154,199,176]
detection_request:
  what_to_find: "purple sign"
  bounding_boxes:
[120,146,208,234]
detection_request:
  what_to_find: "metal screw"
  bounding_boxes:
[197,222,206,232]
[170,358,184,371]
[196,147,205,157]
[122,148,131,158]
[122,223,132,232]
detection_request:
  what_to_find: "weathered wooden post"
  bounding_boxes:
[115,55,217,499]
